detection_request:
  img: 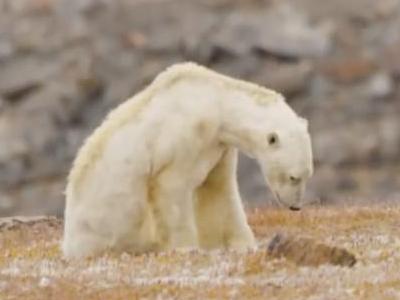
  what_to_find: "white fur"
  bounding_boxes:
[62,62,313,258]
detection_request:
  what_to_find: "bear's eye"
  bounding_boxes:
[267,133,279,146]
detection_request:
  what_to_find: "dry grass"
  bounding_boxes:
[1,205,400,299]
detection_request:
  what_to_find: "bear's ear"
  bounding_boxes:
[299,117,308,129]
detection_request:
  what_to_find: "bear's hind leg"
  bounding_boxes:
[62,221,111,259]
[63,179,152,258]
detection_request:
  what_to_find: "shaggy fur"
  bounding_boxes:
[62,62,313,258]
[68,63,281,192]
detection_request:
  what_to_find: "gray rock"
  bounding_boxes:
[0,72,101,187]
[0,38,13,61]
[377,116,400,160]
[0,179,65,217]
[257,4,333,58]
[383,41,400,78]
[0,193,14,212]
[0,97,4,112]
[295,0,400,22]
[0,108,59,186]
[213,3,333,58]
[365,72,394,99]
[238,153,273,205]
[252,61,313,97]
[0,58,59,101]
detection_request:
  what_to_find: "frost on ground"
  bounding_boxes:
[1,205,400,299]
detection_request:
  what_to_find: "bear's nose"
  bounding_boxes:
[289,206,301,211]
[289,175,301,184]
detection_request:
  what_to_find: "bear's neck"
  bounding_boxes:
[218,88,275,158]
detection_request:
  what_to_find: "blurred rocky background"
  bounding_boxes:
[0,0,399,216]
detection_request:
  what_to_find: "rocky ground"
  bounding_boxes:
[0,0,400,216]
[1,205,400,299]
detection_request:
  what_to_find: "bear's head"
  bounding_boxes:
[253,100,313,211]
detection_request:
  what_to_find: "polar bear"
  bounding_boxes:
[62,62,313,258]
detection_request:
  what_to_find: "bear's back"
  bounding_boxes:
[67,87,152,193]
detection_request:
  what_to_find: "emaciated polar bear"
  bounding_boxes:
[62,62,313,258]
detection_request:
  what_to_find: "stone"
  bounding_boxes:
[0,97,4,112]
[366,72,394,99]
[0,109,59,186]
[253,61,313,97]
[268,233,357,267]
[0,215,60,228]
[0,74,101,187]
[296,0,400,22]
[319,55,377,83]
[256,4,333,58]
[120,1,217,56]
[0,193,14,212]
[213,3,332,58]
[238,154,271,204]
[0,58,58,101]
[377,116,400,160]
[0,38,14,61]
[123,31,148,49]
[383,41,400,78]
[312,122,379,166]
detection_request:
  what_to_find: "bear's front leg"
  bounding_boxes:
[195,149,256,251]
[152,180,199,250]
[196,183,256,251]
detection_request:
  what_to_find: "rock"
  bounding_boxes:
[17,74,102,125]
[0,109,59,186]
[0,38,14,61]
[0,97,5,112]
[305,166,338,204]
[252,61,313,97]
[238,154,271,204]
[319,55,377,83]
[377,116,400,160]
[366,72,394,99]
[1,0,55,13]
[373,0,400,19]
[382,41,400,78]
[297,0,400,22]
[211,11,260,56]
[0,179,65,217]
[211,55,262,80]
[308,74,336,98]
[212,3,333,58]
[120,1,217,56]
[0,72,104,188]
[123,31,148,49]
[256,4,333,58]
[0,193,14,212]
[56,0,109,15]
[312,122,378,166]
[0,58,58,101]
[8,6,89,54]
[267,233,357,267]
[0,216,60,230]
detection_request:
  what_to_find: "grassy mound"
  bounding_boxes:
[1,205,400,299]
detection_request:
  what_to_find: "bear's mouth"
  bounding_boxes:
[272,191,302,211]
[289,206,301,211]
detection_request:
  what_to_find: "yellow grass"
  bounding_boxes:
[1,205,400,299]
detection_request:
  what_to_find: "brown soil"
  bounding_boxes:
[1,205,400,299]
